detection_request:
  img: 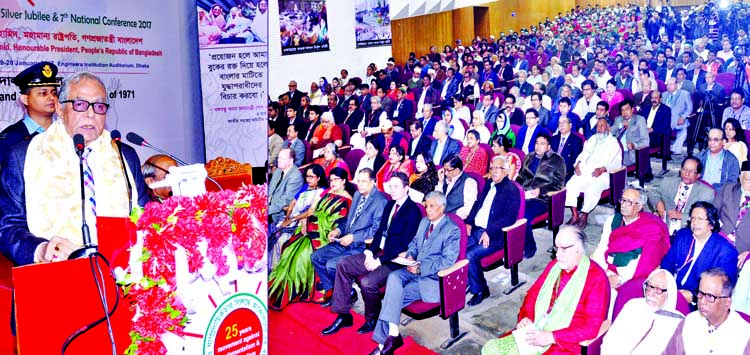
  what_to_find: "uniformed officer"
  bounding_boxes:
[0,62,61,159]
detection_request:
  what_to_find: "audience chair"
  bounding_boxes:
[715,73,735,97]
[343,149,365,174]
[530,188,567,258]
[338,124,351,146]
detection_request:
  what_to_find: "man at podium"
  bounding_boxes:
[0,71,149,266]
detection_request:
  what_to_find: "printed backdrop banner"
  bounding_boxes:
[198,1,268,166]
[355,0,391,48]
[0,0,202,163]
[278,0,330,55]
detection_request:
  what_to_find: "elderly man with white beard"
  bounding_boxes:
[565,118,622,228]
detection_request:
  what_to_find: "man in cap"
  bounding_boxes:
[0,62,61,160]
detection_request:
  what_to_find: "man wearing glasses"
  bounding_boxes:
[0,71,149,265]
[663,267,750,354]
[142,154,178,202]
[482,225,609,355]
[0,62,60,160]
[695,128,740,190]
[648,156,715,235]
[591,187,670,300]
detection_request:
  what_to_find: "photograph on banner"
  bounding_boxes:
[355,0,391,48]
[278,0,330,55]
[197,0,268,47]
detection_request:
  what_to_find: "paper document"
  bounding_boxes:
[391,256,419,266]
[512,326,546,355]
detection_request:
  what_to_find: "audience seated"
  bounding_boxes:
[500,94,525,127]
[565,118,622,227]
[663,77,693,156]
[548,97,581,134]
[573,80,601,122]
[723,118,748,166]
[321,172,422,335]
[695,128,739,190]
[376,146,414,191]
[722,89,750,129]
[516,108,550,155]
[311,168,388,305]
[268,123,283,170]
[443,107,466,142]
[648,156,715,235]
[391,88,414,129]
[663,267,750,354]
[310,111,343,151]
[551,116,584,182]
[611,99,649,167]
[602,269,684,355]
[459,130,489,176]
[660,201,738,305]
[409,151,439,197]
[268,148,304,224]
[312,143,351,179]
[477,94,499,126]
[468,110,491,144]
[435,155,478,219]
[482,226,609,355]
[639,91,672,153]
[516,132,566,258]
[465,156,521,306]
[368,192,460,355]
[418,103,440,137]
[581,101,609,139]
[489,108,516,147]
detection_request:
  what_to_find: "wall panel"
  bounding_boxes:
[392,11,454,64]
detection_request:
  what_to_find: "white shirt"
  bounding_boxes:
[433,138,446,165]
[574,94,601,120]
[521,125,536,154]
[678,311,750,355]
[381,195,409,249]
[646,104,660,128]
[474,181,496,229]
[416,87,429,118]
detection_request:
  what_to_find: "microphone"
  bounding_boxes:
[126,132,222,191]
[69,133,97,260]
[110,130,133,214]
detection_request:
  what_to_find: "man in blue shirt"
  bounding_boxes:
[0,62,60,160]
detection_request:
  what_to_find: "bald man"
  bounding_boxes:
[142,154,178,202]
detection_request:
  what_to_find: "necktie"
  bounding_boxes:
[426,223,434,240]
[274,171,285,194]
[675,183,689,212]
[557,136,566,154]
[82,148,96,217]
[351,196,367,228]
[388,203,400,229]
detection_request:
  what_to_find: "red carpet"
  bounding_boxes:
[269,302,437,355]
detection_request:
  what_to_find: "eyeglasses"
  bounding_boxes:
[707,137,722,142]
[490,166,506,171]
[305,174,318,179]
[552,243,576,252]
[619,198,641,206]
[444,167,457,173]
[328,176,343,182]
[61,99,109,115]
[680,167,698,175]
[643,281,668,295]
[689,216,709,223]
[697,290,730,303]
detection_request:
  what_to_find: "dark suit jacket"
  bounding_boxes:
[414,86,439,107]
[687,69,707,89]
[287,90,307,108]
[503,107,525,126]
[374,132,406,154]
[638,103,672,135]
[421,116,439,137]
[441,76,461,102]
[341,109,364,130]
[0,120,35,162]
[288,118,310,140]
[466,177,520,247]
[340,189,388,247]
[429,137,461,165]
[516,151,566,204]
[408,134,433,158]
[392,99,414,127]
[515,125,550,153]
[496,64,514,82]
[360,94,373,113]
[551,133,584,181]
[0,140,149,266]
[327,105,347,125]
[367,198,422,269]
[270,117,288,139]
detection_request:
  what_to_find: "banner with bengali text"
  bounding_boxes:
[355,0,391,48]
[0,0,203,163]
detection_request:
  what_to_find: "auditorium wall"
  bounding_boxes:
[268,0,392,98]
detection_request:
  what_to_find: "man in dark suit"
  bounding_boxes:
[414,76,440,115]
[429,121,461,166]
[368,191,460,355]
[477,94,499,126]
[687,57,707,90]
[285,106,310,140]
[407,120,432,158]
[0,62,60,161]
[341,97,365,130]
[419,104,440,137]
[326,93,347,125]
[515,108,550,155]
[439,67,462,107]
[639,91,672,160]
[0,72,149,266]
[321,172,422,335]
[311,168,388,303]
[516,132,566,258]
[551,116,584,182]
[391,88,414,129]
[464,155,521,306]
[359,84,373,114]
[286,80,306,108]
[501,94,525,126]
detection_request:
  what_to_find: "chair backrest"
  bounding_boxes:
[548,188,567,228]
[343,149,365,175]
[338,124,351,146]
[301,139,313,164]
[617,88,634,101]
[612,277,647,321]
[465,171,485,194]
[479,143,494,172]
[509,147,525,162]
[510,124,521,136]
[656,79,667,92]
[716,73,736,97]
[446,213,468,260]
[511,181,526,219]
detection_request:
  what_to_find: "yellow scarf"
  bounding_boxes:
[24,121,137,246]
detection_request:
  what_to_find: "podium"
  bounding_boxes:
[12,217,135,355]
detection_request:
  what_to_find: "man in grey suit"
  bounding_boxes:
[311,168,388,302]
[283,125,306,167]
[663,77,694,155]
[368,191,460,355]
[715,161,750,267]
[429,121,461,166]
[695,128,740,190]
[477,94,499,126]
[648,156,715,235]
[611,100,649,166]
[268,148,303,224]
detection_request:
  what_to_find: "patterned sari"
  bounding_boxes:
[269,189,351,310]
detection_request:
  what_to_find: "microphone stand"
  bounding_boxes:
[69,145,97,260]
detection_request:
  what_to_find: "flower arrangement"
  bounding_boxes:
[121,184,267,354]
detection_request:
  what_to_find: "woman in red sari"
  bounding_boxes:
[312,143,350,179]
[376,145,414,191]
[309,111,342,150]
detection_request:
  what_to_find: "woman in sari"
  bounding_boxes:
[268,164,327,269]
[410,151,439,196]
[269,167,352,310]
[486,134,520,180]
[312,143,350,179]
[309,112,342,150]
[489,109,516,147]
[376,145,414,191]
